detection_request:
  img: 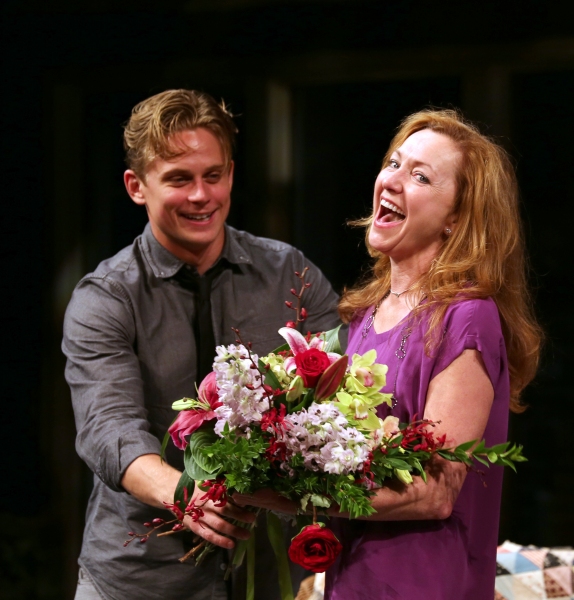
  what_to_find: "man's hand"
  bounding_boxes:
[233,489,299,515]
[184,485,256,550]
[121,454,256,549]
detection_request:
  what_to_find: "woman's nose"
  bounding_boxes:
[381,168,403,193]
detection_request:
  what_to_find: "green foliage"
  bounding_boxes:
[203,427,272,493]
[187,427,221,475]
[321,325,343,354]
[174,470,195,506]
[259,358,282,389]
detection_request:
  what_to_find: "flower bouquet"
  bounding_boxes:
[125,269,526,600]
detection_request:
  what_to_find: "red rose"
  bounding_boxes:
[295,348,331,388]
[288,524,343,573]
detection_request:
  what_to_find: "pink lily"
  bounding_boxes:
[168,372,222,450]
[278,327,342,374]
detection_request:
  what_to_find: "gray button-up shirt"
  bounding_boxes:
[63,223,341,600]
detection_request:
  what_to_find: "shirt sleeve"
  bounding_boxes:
[62,276,162,492]
[431,298,507,390]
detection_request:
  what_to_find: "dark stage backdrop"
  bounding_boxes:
[2,1,574,598]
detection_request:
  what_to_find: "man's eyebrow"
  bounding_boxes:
[159,165,226,181]
[159,168,192,181]
[394,149,437,174]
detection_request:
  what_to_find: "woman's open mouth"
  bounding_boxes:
[377,199,405,224]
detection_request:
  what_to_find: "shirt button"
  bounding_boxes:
[220,563,227,570]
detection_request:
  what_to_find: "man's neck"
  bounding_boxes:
[150,224,226,275]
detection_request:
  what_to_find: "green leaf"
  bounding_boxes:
[382,458,411,470]
[189,429,220,474]
[411,457,425,476]
[259,358,282,389]
[288,389,315,414]
[174,470,195,506]
[472,440,486,454]
[184,444,212,481]
[321,325,343,354]
[160,428,172,461]
[455,440,476,452]
[487,442,510,454]
[473,455,489,467]
[270,342,290,354]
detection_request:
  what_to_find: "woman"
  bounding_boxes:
[238,109,542,599]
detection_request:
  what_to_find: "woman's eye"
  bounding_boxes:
[414,172,429,184]
[389,159,399,169]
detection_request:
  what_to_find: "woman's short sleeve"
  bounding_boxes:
[431,298,507,389]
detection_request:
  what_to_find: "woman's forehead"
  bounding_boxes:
[395,129,461,174]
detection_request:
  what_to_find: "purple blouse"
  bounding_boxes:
[325,298,509,600]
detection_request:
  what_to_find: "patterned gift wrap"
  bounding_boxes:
[496,540,574,599]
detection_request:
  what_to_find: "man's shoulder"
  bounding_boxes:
[72,236,148,303]
[227,226,302,259]
[84,236,146,282]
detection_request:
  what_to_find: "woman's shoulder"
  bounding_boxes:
[446,296,498,317]
[443,296,502,339]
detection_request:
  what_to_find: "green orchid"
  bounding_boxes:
[346,350,388,394]
[263,353,291,385]
[335,389,392,430]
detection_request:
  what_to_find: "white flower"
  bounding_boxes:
[213,344,270,435]
[278,402,370,475]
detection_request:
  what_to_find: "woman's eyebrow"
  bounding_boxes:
[394,149,437,175]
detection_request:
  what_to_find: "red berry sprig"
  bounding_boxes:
[284,268,311,329]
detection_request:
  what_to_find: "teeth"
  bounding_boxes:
[184,213,212,221]
[380,199,405,216]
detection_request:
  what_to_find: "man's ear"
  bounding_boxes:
[124,170,146,206]
[228,160,235,191]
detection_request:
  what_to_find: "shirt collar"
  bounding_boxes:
[141,222,252,279]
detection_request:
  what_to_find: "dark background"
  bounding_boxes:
[2,1,574,598]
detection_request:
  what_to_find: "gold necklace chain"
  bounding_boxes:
[389,280,419,298]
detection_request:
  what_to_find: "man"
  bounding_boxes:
[63,89,340,600]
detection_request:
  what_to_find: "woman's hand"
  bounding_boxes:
[233,489,299,515]
[184,486,257,550]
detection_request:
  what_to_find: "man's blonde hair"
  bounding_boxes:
[123,89,237,178]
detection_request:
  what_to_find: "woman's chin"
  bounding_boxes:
[368,228,400,255]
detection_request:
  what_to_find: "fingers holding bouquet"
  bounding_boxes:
[233,489,299,515]
[183,485,256,550]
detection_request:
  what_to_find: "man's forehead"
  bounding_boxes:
[144,128,227,173]
[166,128,222,154]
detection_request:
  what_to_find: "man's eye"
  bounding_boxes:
[206,173,222,182]
[169,177,188,185]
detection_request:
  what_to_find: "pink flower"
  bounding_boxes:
[168,372,221,450]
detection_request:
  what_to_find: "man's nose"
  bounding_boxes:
[187,180,208,202]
